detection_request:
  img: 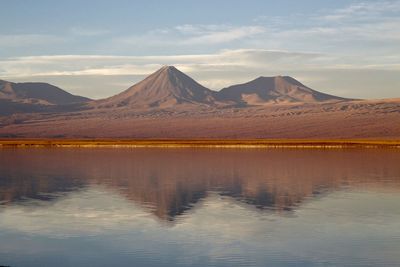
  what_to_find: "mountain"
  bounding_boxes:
[94,67,349,110]
[1,66,399,139]
[94,66,217,109]
[0,80,90,105]
[217,76,349,105]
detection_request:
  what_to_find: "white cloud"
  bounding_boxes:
[173,24,265,45]
[0,49,328,79]
[183,26,265,45]
[175,24,230,34]
[2,2,399,58]
[1,2,399,99]
[109,2,400,54]
[2,48,398,79]
[305,1,400,43]
[112,24,266,48]
[322,1,400,21]
[239,1,400,54]
[70,27,110,36]
[1,48,400,99]
[0,34,66,47]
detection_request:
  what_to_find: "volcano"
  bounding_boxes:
[94,67,349,110]
[95,66,217,109]
[1,66,399,139]
[217,76,349,105]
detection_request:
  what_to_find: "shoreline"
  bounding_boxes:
[1,139,400,148]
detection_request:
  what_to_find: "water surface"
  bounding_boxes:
[1,148,400,266]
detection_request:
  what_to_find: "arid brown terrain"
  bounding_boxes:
[1,66,399,139]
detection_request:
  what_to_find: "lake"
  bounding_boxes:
[1,148,400,267]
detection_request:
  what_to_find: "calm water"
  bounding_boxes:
[1,148,400,267]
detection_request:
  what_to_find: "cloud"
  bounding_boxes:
[112,24,265,48]
[2,2,399,58]
[70,27,110,36]
[0,49,328,79]
[175,24,265,45]
[242,1,400,54]
[1,1,399,99]
[321,1,400,21]
[110,2,400,55]
[2,48,398,79]
[308,1,400,43]
[0,34,66,47]
[2,48,400,100]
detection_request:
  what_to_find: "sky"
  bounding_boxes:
[0,0,399,99]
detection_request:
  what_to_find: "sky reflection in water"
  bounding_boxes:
[0,148,400,267]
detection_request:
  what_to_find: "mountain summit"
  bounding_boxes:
[1,66,398,139]
[0,80,90,105]
[96,66,216,109]
[1,66,351,116]
[0,80,91,115]
[95,66,349,110]
[218,76,348,105]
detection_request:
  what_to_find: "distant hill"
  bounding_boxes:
[93,66,348,109]
[1,67,349,114]
[0,80,91,115]
[217,76,349,105]
[0,80,90,105]
[0,66,399,139]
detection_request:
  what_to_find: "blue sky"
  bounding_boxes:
[1,0,399,99]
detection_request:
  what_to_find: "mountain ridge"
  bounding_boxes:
[1,66,356,112]
[1,66,399,140]
[217,75,349,105]
[0,80,91,105]
[91,66,351,110]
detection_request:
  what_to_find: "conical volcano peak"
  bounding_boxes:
[149,65,188,84]
[94,67,350,110]
[96,65,217,108]
[156,65,182,77]
[156,65,184,79]
[159,65,178,71]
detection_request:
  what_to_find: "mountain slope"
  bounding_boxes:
[1,98,399,138]
[217,76,349,105]
[95,66,217,109]
[2,66,398,139]
[0,80,90,105]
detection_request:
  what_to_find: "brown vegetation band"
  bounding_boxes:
[0,139,400,148]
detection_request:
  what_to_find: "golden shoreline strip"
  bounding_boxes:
[0,139,400,148]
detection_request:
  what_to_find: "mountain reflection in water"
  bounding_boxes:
[1,148,399,221]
